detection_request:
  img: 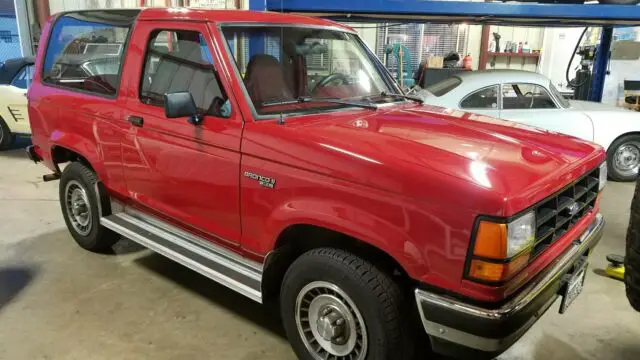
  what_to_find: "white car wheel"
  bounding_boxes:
[608,135,640,181]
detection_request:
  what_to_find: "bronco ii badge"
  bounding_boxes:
[244,171,276,189]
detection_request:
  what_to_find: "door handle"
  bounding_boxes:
[128,116,144,127]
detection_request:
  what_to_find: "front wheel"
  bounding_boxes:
[280,248,415,360]
[607,134,640,182]
[626,176,640,311]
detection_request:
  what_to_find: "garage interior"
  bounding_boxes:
[2,0,640,359]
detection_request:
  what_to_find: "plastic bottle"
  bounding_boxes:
[517,42,523,53]
[463,54,473,70]
[522,42,531,54]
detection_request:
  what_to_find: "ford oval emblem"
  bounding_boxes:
[567,201,580,216]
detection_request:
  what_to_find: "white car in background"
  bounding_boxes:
[418,70,640,181]
[0,57,34,150]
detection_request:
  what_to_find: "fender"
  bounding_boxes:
[590,111,640,151]
[49,130,105,180]
[261,197,430,281]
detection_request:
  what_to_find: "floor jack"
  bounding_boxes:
[605,254,625,281]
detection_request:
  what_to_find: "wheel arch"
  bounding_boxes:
[604,131,640,152]
[50,141,102,178]
[261,223,412,306]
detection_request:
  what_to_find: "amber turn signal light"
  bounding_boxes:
[473,221,507,259]
[468,251,530,282]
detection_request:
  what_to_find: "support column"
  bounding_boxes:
[590,26,613,102]
[478,25,490,71]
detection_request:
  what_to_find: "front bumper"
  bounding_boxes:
[415,213,605,359]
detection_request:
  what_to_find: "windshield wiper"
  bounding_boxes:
[379,91,424,104]
[261,96,378,110]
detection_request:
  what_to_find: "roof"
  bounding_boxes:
[136,8,353,31]
[0,57,35,85]
[454,70,551,88]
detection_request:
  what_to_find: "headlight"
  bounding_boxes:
[507,211,536,257]
[599,162,607,191]
[468,211,536,283]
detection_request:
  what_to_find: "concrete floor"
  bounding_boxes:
[1,137,639,360]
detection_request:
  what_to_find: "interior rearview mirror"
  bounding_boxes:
[164,91,202,125]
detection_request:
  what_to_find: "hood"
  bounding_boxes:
[249,104,604,216]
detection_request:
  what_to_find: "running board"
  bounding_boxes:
[100,210,263,303]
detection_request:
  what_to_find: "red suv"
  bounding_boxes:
[27,8,606,360]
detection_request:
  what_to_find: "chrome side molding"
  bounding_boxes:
[101,205,263,303]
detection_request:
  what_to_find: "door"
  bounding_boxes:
[120,21,243,246]
[458,85,500,118]
[1,64,34,134]
[499,82,593,141]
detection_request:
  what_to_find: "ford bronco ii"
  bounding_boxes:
[27,8,606,360]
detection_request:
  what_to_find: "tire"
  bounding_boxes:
[0,116,14,150]
[607,134,640,182]
[59,162,120,253]
[626,176,640,311]
[280,248,415,360]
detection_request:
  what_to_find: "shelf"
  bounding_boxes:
[487,52,540,58]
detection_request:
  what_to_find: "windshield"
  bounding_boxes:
[549,82,570,108]
[221,25,399,116]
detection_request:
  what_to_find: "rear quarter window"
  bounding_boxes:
[42,11,137,97]
[425,76,462,97]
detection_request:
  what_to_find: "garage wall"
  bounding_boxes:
[602,28,640,106]
[539,27,586,91]
[486,25,544,72]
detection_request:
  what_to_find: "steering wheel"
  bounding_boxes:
[523,91,535,108]
[311,73,350,94]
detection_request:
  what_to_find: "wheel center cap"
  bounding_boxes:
[316,307,347,343]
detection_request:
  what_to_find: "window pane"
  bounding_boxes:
[140,30,226,116]
[221,25,396,116]
[42,11,136,96]
[425,77,462,97]
[460,86,498,109]
[502,83,557,110]
[10,65,34,89]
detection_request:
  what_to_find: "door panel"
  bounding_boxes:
[120,21,243,246]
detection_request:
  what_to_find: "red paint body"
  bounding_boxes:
[28,9,605,303]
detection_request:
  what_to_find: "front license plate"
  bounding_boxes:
[559,262,588,314]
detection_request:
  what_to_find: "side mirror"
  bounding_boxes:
[164,91,202,125]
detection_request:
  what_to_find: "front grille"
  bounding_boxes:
[532,167,600,259]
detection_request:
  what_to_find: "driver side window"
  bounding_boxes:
[502,83,557,110]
